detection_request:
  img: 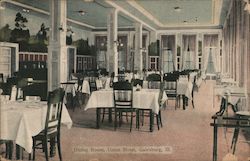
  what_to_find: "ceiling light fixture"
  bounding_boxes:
[174,6,181,12]
[77,10,86,16]
[22,8,29,13]
[183,20,188,24]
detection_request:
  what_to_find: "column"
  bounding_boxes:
[150,30,157,43]
[0,1,5,28]
[107,8,118,77]
[134,23,143,73]
[48,0,67,91]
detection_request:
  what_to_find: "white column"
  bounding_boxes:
[134,23,143,73]
[48,0,67,91]
[107,8,118,77]
[0,1,5,28]
[150,30,157,43]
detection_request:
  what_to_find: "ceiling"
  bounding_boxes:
[6,0,231,30]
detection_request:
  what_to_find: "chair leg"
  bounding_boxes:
[159,111,163,127]
[44,137,49,161]
[57,135,62,161]
[136,110,140,130]
[102,108,105,122]
[5,141,13,159]
[119,112,122,127]
[176,96,178,110]
[130,111,133,132]
[5,142,8,158]
[32,139,36,160]
[156,114,160,130]
[141,110,144,126]
[114,109,117,130]
[231,128,240,154]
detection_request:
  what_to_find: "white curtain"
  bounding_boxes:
[211,48,218,72]
[204,47,210,73]
[182,36,188,69]
[161,35,175,73]
[203,35,218,74]
[162,50,174,73]
[182,35,196,70]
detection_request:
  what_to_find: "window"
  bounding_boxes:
[177,46,181,70]
[198,41,202,69]
[149,56,159,70]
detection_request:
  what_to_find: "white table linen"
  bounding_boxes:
[213,85,246,106]
[85,89,167,114]
[0,100,72,153]
[62,80,77,96]
[81,80,90,94]
[177,79,193,100]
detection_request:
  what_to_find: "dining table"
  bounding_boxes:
[213,85,246,112]
[85,88,167,132]
[176,78,193,109]
[0,96,72,157]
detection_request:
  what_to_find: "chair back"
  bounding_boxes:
[87,76,98,92]
[45,88,65,135]
[158,82,165,107]
[0,82,13,100]
[163,80,177,95]
[15,78,29,100]
[113,81,133,108]
[16,78,28,89]
[147,74,161,89]
[131,79,143,87]
[0,73,4,83]
[77,78,84,91]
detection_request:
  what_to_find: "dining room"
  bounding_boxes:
[0,0,250,161]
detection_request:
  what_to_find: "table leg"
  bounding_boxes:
[150,110,154,132]
[96,108,100,129]
[182,95,186,110]
[213,124,218,161]
[108,108,112,123]
[16,144,23,160]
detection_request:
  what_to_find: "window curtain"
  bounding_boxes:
[161,35,175,73]
[182,35,196,70]
[203,35,218,74]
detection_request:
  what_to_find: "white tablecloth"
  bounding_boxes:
[213,85,246,106]
[81,80,90,94]
[85,89,167,114]
[0,99,72,153]
[62,81,77,96]
[177,80,193,100]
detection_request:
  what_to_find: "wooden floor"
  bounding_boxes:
[1,80,250,161]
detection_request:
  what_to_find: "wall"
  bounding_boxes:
[1,5,93,43]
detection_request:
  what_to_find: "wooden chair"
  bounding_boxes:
[0,140,13,160]
[147,73,161,89]
[113,81,135,132]
[131,79,143,87]
[16,78,28,100]
[0,82,13,100]
[163,75,178,110]
[31,88,65,161]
